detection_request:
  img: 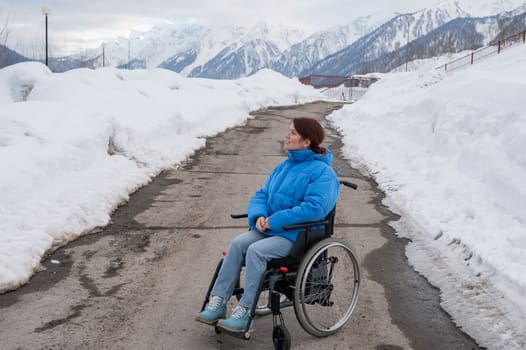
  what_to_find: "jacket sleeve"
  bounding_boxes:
[267,167,339,232]
[247,162,284,229]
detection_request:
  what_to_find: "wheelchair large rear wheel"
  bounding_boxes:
[293,238,360,337]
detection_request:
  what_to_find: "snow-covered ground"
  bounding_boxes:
[0,64,322,293]
[1,43,525,349]
[328,44,526,349]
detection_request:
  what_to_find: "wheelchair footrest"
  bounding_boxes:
[214,325,253,340]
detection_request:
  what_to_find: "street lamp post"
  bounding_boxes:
[41,6,50,67]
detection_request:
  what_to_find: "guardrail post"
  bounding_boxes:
[523,30,525,43]
[498,40,501,54]
[470,52,474,65]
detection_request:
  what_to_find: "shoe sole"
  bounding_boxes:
[195,316,224,325]
[215,322,254,333]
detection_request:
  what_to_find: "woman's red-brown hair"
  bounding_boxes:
[293,117,326,154]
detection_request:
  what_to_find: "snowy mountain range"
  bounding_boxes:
[271,17,379,77]
[1,0,525,77]
[304,1,526,76]
[363,2,526,75]
[102,16,382,77]
[303,2,470,76]
[106,22,307,75]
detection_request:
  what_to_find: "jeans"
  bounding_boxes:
[211,229,294,308]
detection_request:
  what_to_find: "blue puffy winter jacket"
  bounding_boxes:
[247,148,339,242]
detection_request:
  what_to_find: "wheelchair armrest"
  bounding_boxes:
[230,213,248,219]
[282,220,330,230]
[230,214,328,231]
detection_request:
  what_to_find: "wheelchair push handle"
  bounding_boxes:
[339,180,358,189]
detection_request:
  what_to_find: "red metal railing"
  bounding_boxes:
[436,30,526,72]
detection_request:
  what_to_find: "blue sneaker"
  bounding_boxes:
[196,296,226,325]
[216,305,254,333]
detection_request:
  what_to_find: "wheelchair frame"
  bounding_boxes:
[199,181,361,349]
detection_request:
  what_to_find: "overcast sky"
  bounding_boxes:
[0,0,445,56]
[0,0,521,56]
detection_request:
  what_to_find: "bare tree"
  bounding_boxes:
[0,8,14,68]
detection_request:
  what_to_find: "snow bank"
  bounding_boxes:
[0,63,322,292]
[328,44,526,349]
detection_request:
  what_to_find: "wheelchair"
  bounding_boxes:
[199,181,361,350]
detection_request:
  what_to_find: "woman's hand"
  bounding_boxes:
[256,216,270,232]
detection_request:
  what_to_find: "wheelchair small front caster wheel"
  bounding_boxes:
[272,325,291,350]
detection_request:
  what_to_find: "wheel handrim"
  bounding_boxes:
[296,240,360,335]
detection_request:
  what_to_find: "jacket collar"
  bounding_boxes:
[287,148,332,165]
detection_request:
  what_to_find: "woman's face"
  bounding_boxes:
[285,123,310,150]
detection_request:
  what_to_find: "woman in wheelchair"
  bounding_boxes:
[196,117,340,333]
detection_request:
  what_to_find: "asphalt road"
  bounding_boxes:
[0,102,482,350]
